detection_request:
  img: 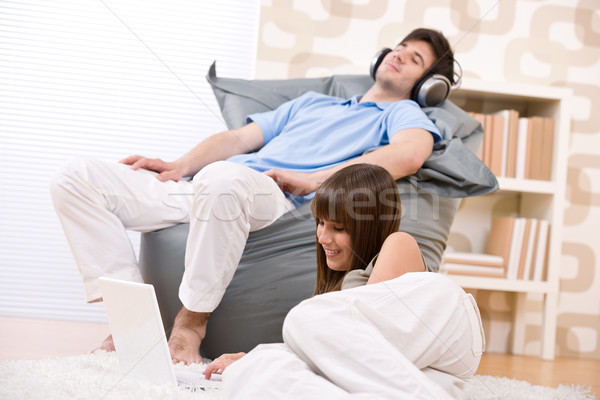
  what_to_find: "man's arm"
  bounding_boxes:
[120,122,264,182]
[265,128,434,196]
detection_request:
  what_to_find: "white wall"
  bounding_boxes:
[0,0,261,322]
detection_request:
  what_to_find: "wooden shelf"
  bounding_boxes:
[443,274,556,294]
[496,177,556,194]
[446,79,572,360]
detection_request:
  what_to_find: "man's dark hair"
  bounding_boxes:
[402,28,455,84]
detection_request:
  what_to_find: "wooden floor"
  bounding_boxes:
[1,317,598,397]
[477,352,599,397]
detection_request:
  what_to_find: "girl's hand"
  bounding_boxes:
[203,352,246,379]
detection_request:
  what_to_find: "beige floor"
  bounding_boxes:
[1,317,598,397]
[477,352,600,397]
[0,317,110,360]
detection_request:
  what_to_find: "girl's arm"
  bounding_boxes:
[366,232,426,285]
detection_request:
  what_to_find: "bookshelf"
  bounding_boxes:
[445,79,572,360]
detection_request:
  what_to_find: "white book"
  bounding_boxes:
[521,219,538,280]
[515,118,529,179]
[506,218,525,280]
[443,251,504,267]
[532,220,550,281]
[442,263,506,277]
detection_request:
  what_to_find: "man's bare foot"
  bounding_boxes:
[168,307,210,365]
[93,334,115,353]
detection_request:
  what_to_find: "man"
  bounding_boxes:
[50,28,456,365]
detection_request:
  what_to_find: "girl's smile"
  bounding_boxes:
[316,220,353,271]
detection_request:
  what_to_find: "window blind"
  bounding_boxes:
[0,0,260,322]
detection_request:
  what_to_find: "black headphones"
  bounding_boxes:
[369,48,462,107]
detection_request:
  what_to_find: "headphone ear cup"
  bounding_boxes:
[370,48,391,80]
[411,74,451,107]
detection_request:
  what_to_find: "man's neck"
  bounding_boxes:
[360,85,410,104]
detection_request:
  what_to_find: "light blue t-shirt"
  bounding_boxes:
[227,91,441,204]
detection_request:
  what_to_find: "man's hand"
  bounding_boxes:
[264,169,323,196]
[119,155,184,182]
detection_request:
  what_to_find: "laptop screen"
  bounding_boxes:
[98,277,177,386]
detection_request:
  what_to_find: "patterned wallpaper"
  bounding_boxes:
[254,0,600,359]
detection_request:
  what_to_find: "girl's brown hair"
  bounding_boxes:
[311,164,401,295]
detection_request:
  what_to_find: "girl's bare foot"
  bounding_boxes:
[168,307,209,365]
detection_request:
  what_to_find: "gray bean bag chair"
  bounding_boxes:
[138,63,498,359]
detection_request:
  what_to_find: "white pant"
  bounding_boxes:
[223,272,484,400]
[50,158,293,311]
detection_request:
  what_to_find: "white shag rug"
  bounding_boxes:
[0,351,595,400]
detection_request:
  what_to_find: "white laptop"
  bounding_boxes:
[98,277,221,389]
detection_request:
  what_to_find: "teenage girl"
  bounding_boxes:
[205,163,484,399]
